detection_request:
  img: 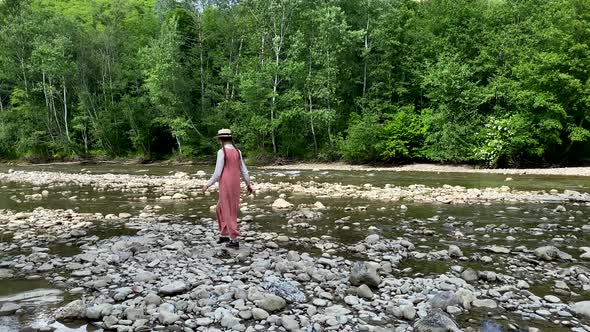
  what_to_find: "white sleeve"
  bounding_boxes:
[206,150,224,188]
[239,151,251,186]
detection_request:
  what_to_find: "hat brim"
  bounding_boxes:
[214,134,233,138]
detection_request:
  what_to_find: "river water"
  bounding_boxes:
[0,164,589,331]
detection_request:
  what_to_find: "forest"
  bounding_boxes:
[0,0,589,166]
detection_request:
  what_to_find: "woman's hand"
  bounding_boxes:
[201,184,208,193]
[247,184,255,195]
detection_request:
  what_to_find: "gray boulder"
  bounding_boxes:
[428,291,458,309]
[159,281,187,295]
[261,276,306,303]
[55,300,86,320]
[256,294,287,312]
[572,301,590,319]
[534,246,572,261]
[414,309,461,332]
[350,261,381,287]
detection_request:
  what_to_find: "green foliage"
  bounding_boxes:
[339,112,382,163]
[381,106,428,160]
[0,0,589,165]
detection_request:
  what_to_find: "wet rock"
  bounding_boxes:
[473,299,497,309]
[571,301,590,319]
[55,300,86,320]
[0,269,13,279]
[350,261,381,287]
[272,198,294,210]
[0,302,21,315]
[534,246,572,261]
[481,320,503,332]
[554,205,566,212]
[159,281,187,295]
[414,308,460,332]
[486,245,510,254]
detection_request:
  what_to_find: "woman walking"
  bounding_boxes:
[202,129,253,248]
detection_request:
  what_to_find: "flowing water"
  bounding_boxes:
[0,163,589,331]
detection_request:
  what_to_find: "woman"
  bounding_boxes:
[202,129,253,248]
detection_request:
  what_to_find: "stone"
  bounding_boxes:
[473,299,497,309]
[144,293,162,305]
[252,308,269,320]
[517,280,530,289]
[534,246,572,261]
[461,268,478,282]
[272,198,294,210]
[0,303,21,315]
[159,281,187,295]
[257,294,287,312]
[281,315,300,331]
[487,245,510,254]
[350,261,381,287]
[357,284,374,299]
[159,311,179,325]
[572,301,590,319]
[55,300,86,319]
[136,271,156,282]
[448,245,463,258]
[401,304,416,320]
[0,269,13,279]
[544,295,561,303]
[414,309,459,332]
[261,276,306,303]
[455,288,476,309]
[429,291,458,309]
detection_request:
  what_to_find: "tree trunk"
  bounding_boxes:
[309,95,317,154]
[199,31,205,113]
[363,13,370,97]
[176,136,182,154]
[20,57,29,96]
[63,77,71,142]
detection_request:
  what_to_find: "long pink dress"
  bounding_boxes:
[216,148,241,239]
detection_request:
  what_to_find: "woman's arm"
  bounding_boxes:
[239,151,251,186]
[205,149,224,189]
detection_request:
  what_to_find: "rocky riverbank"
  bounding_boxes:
[1,208,590,331]
[2,170,590,205]
[261,163,590,177]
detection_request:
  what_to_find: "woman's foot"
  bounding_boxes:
[225,240,239,249]
[217,237,230,244]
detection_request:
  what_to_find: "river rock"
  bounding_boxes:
[414,308,460,332]
[448,245,463,257]
[159,281,187,295]
[473,299,497,309]
[487,245,510,254]
[429,291,458,309]
[272,198,294,210]
[0,269,13,279]
[257,294,287,312]
[144,293,162,305]
[401,304,416,320]
[0,302,21,315]
[534,246,573,261]
[281,315,300,331]
[350,261,381,287]
[571,301,590,318]
[55,300,86,320]
[357,284,374,299]
[261,276,306,302]
[252,307,269,320]
[461,268,478,282]
[481,320,503,332]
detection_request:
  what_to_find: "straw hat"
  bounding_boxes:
[214,128,233,138]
